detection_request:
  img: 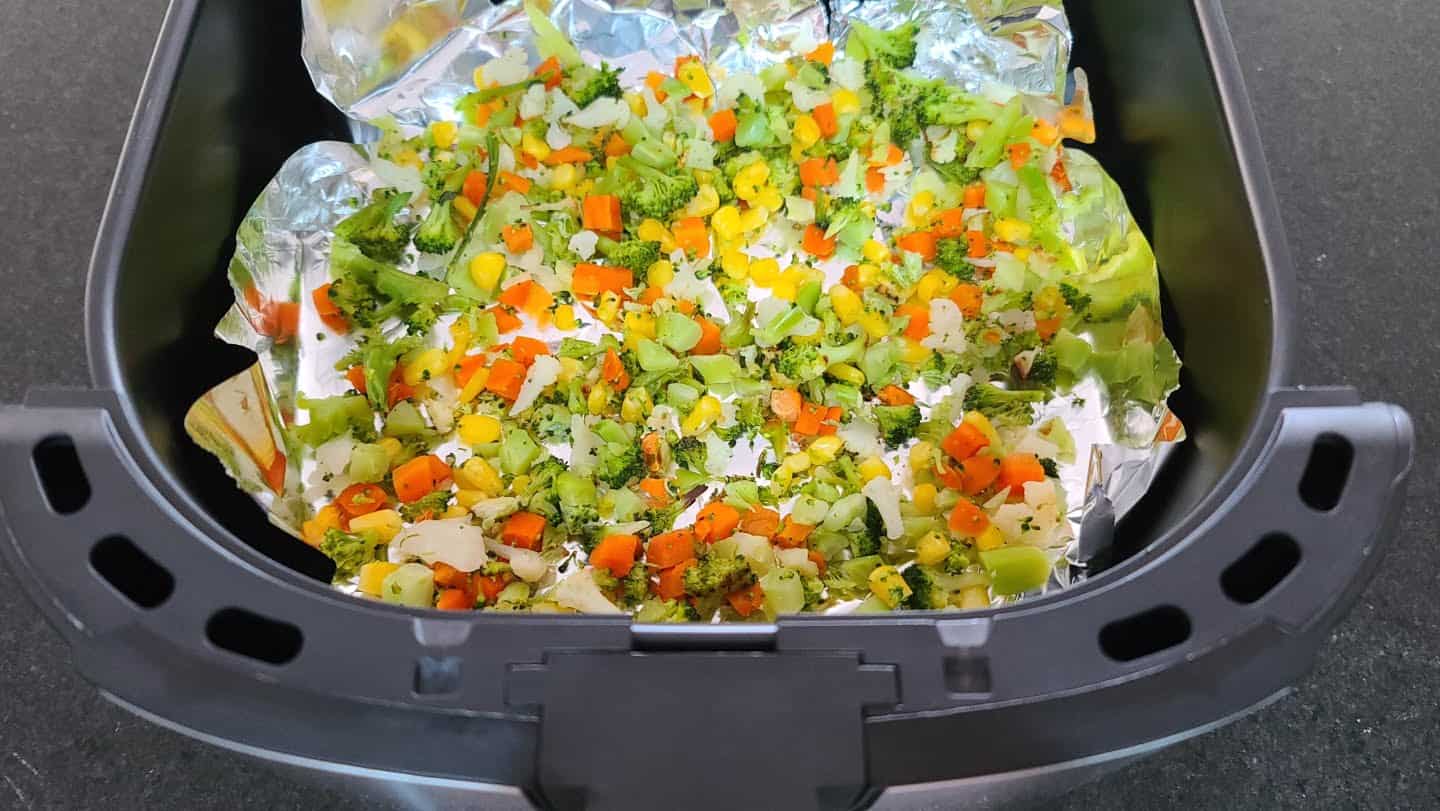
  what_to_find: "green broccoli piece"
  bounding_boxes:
[683,555,757,597]
[334,189,413,263]
[596,236,663,271]
[712,170,737,206]
[864,60,943,147]
[815,196,866,232]
[294,394,375,447]
[934,237,976,280]
[902,566,947,610]
[1019,349,1059,390]
[414,197,463,254]
[764,149,801,196]
[328,240,468,333]
[319,528,382,581]
[399,490,454,522]
[932,158,983,187]
[613,156,699,220]
[775,343,828,384]
[943,544,971,575]
[1059,282,1092,318]
[963,383,1047,428]
[850,501,885,558]
[555,469,600,534]
[874,404,921,448]
[922,85,1003,129]
[1040,457,1060,478]
[802,575,826,610]
[596,438,645,489]
[672,436,708,473]
[517,457,569,522]
[635,598,701,623]
[564,62,623,108]
[420,157,462,197]
[620,561,651,606]
[848,21,919,69]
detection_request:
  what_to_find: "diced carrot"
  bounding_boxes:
[801,187,818,202]
[812,102,838,138]
[673,55,701,76]
[932,209,966,238]
[641,433,663,473]
[644,71,668,102]
[647,529,696,569]
[806,41,835,66]
[605,132,631,157]
[1030,119,1060,146]
[801,223,837,259]
[770,388,803,423]
[672,217,710,257]
[960,455,1002,495]
[638,477,671,507]
[436,589,472,611]
[345,365,368,394]
[432,562,471,590]
[498,171,531,195]
[590,533,640,576]
[694,502,741,544]
[387,380,415,408]
[485,358,528,400]
[739,506,781,539]
[865,166,886,193]
[510,335,550,367]
[1050,158,1073,192]
[1007,142,1033,170]
[543,146,592,166]
[950,283,984,318]
[691,317,722,355]
[462,170,489,206]
[654,559,696,600]
[501,511,548,551]
[1036,315,1063,341]
[426,454,453,484]
[601,348,629,389]
[708,108,738,142]
[807,550,828,576]
[490,306,522,333]
[774,519,814,549]
[516,151,539,170]
[522,283,554,318]
[638,286,665,306]
[997,453,1046,501]
[799,157,839,187]
[897,230,936,262]
[312,284,348,333]
[393,456,438,503]
[876,385,916,406]
[475,573,510,604]
[897,303,931,340]
[572,263,634,299]
[498,280,535,309]
[336,483,388,518]
[533,55,563,89]
[675,299,696,315]
[793,402,824,436]
[502,223,534,253]
[941,423,990,462]
[963,182,987,210]
[841,264,861,289]
[581,195,623,233]
[727,583,765,617]
[936,459,966,492]
[948,499,991,537]
[965,230,990,259]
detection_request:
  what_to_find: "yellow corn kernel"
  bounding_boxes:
[856,262,882,287]
[682,395,722,435]
[829,284,863,325]
[958,585,991,610]
[858,311,890,340]
[557,356,582,384]
[868,565,913,608]
[916,531,951,566]
[965,120,989,142]
[471,65,485,88]
[861,239,889,263]
[430,120,459,150]
[620,387,653,423]
[625,91,647,117]
[773,465,794,490]
[826,362,865,386]
[721,249,750,280]
[647,260,675,288]
[458,414,502,445]
[637,218,674,245]
[403,348,448,386]
[457,457,503,496]
[349,509,404,543]
[748,257,781,286]
[676,61,714,97]
[963,411,1000,447]
[771,278,797,301]
[974,526,1005,552]
[831,88,860,115]
[753,186,784,212]
[734,162,770,200]
[510,474,531,494]
[807,435,844,465]
[908,440,934,469]
[710,205,743,241]
[994,218,1033,244]
[453,195,478,223]
[521,132,551,161]
[739,206,770,232]
[900,339,933,365]
[1013,247,1032,262]
[378,437,404,465]
[683,97,706,116]
[469,252,506,292]
[912,482,938,515]
[359,561,401,597]
[550,162,581,191]
[441,504,471,520]
[596,290,621,323]
[458,367,489,403]
[859,456,891,483]
[454,489,486,509]
[783,452,812,473]
[393,147,423,170]
[554,304,578,332]
[588,383,611,415]
[446,318,472,366]
[625,312,657,339]
[792,114,821,149]
[682,184,720,218]
[908,190,936,220]
[301,505,343,547]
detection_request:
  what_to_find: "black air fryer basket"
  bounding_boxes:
[0,1,1414,808]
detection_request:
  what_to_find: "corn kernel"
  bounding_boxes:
[509,475,531,496]
[963,411,1000,446]
[349,509,404,543]
[359,561,401,597]
[916,531,952,566]
[753,186,784,212]
[909,191,936,219]
[588,383,611,415]
[771,278,797,301]
[441,504,471,520]
[861,239,889,263]
[829,285,863,325]
[625,91,647,117]
[710,205,743,241]
[403,348,448,386]
[596,290,621,323]
[682,395,722,435]
[912,482,938,515]
[868,565,912,608]
[378,437,404,465]
[807,435,844,465]
[826,362,865,386]
[739,206,769,232]
[856,263,882,287]
[458,414,502,445]
[994,218,1033,244]
[637,218,674,245]
[682,184,720,218]
[783,452,812,473]
[792,114,821,149]
[965,120,989,142]
[624,312,657,339]
[554,304,578,332]
[974,525,1005,552]
[1013,247,1032,262]
[453,195,478,223]
[858,311,890,340]
[521,132,551,161]
[430,120,459,150]
[676,61,714,97]
[301,505,342,547]
[458,368,489,403]
[749,257,781,286]
[393,147,423,170]
[908,440,934,470]
[550,162,581,191]
[721,249,750,280]
[900,339,933,365]
[469,252,506,292]
[454,489,486,509]
[471,65,485,88]
[457,458,502,496]
[620,387,653,423]
[958,585,991,610]
[647,260,675,288]
[859,456,891,483]
[831,88,860,115]
[734,161,770,200]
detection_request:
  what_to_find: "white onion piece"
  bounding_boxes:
[510,355,561,415]
[395,518,488,572]
[554,569,623,614]
[776,547,819,576]
[484,538,547,582]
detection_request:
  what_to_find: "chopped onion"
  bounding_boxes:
[566,97,629,129]
[731,532,774,574]
[554,569,623,614]
[921,298,967,353]
[395,518,488,572]
[785,80,830,112]
[510,355,561,415]
[569,415,599,474]
[485,47,529,86]
[519,83,548,120]
[838,417,883,459]
[545,121,571,150]
[703,431,731,476]
[830,58,864,90]
[776,547,819,577]
[568,229,599,259]
[469,496,520,524]
[484,538,547,582]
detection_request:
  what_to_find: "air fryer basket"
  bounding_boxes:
[0,0,1414,808]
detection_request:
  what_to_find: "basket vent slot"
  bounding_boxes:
[1099,605,1191,662]
[206,608,303,665]
[1221,533,1301,605]
[90,536,174,609]
[32,435,91,515]
[1299,433,1353,511]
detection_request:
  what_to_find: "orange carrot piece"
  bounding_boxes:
[1007,142,1033,170]
[806,41,835,66]
[462,170,489,205]
[432,562,471,590]
[997,453,1046,501]
[932,209,966,238]
[807,550,828,576]
[490,306,522,333]
[727,583,765,617]
[963,182,987,210]
[510,335,550,367]
[436,589,472,611]
[1036,315,1063,341]
[543,146,592,166]
[638,477,671,507]
[1050,159,1073,192]
[312,284,348,333]
[949,283,984,318]
[336,483,388,518]
[647,530,696,569]
[948,499,991,538]
[672,217,710,257]
[739,506,781,539]
[774,520,814,549]
[708,108,738,142]
[644,71,668,102]
[965,230,990,259]
[485,358,528,400]
[942,422,990,462]
[896,230,937,262]
[865,166,886,193]
[345,365,368,394]
[801,223,837,258]
[392,456,438,503]
[876,385,916,406]
[960,455,1002,495]
[812,102,839,138]
[572,263,634,298]
[502,223,534,253]
[604,132,631,157]
[799,157,839,187]
[654,559,696,600]
[691,317,722,355]
[533,55,563,89]
[581,195,622,233]
[590,533,640,576]
[694,502,741,544]
[770,388,803,423]
[475,573,510,604]
[501,511,548,551]
[498,280,535,309]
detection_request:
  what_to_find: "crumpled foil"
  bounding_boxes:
[188,0,1182,604]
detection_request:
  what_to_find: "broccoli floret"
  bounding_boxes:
[399,490,454,522]
[963,383,1047,428]
[622,561,651,606]
[934,237,976,280]
[294,394,375,447]
[902,566,946,610]
[519,457,570,522]
[712,170,737,206]
[635,598,701,622]
[943,544,971,575]
[564,62,623,109]
[682,555,757,597]
[334,189,413,263]
[775,343,828,384]
[672,436,708,473]
[1018,348,1059,389]
[329,240,466,333]
[1040,457,1060,478]
[596,439,644,489]
[802,575,826,609]
[319,528,382,581]
[414,197,463,254]
[614,156,699,220]
[850,501,885,558]
[932,158,983,187]
[421,157,462,197]
[874,404,921,448]
[922,85,1003,129]
[848,21,919,69]
[815,195,866,232]
[555,469,600,534]
[865,60,943,147]
[596,236,663,271]
[1059,282,1092,317]
[764,149,801,196]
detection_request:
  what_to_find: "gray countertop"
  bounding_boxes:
[1,1,1435,808]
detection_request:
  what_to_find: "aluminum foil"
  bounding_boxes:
[188,0,1182,605]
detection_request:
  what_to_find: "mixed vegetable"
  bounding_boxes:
[290,15,1178,619]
